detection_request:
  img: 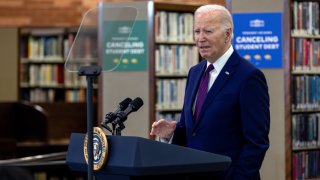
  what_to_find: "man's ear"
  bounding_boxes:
[225,28,232,43]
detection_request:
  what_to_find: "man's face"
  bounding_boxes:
[194,11,229,63]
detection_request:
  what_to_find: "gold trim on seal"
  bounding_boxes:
[84,127,108,171]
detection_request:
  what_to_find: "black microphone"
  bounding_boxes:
[112,97,144,125]
[101,98,132,128]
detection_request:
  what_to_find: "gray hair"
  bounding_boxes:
[195,4,233,39]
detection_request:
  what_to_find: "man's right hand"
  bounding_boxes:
[150,119,177,140]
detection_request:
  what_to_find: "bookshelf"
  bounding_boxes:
[290,1,320,179]
[154,2,200,123]
[19,28,98,103]
[17,27,98,151]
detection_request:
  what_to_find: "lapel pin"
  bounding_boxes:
[225,71,230,75]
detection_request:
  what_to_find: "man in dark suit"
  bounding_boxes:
[150,4,270,180]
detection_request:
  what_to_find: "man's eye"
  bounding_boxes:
[205,30,213,33]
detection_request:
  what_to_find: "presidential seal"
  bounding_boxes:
[84,127,108,171]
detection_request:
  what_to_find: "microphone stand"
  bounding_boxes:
[78,65,101,180]
[115,122,125,136]
[111,123,116,135]
[112,111,127,136]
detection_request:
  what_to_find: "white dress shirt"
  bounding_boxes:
[206,45,234,91]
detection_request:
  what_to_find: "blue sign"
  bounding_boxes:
[232,12,282,68]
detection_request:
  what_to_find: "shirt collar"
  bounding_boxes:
[206,46,234,74]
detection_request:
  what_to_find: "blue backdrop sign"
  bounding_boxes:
[232,12,282,68]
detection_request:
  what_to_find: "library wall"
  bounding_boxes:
[0,0,224,27]
[228,0,287,179]
[0,0,87,27]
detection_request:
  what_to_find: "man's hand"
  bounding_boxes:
[150,119,177,139]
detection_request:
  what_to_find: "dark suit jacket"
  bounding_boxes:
[172,50,270,180]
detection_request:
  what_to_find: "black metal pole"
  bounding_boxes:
[86,76,94,180]
[78,65,101,180]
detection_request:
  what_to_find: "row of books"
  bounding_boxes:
[292,75,320,110]
[292,113,320,148]
[291,38,320,71]
[22,64,87,87]
[21,89,86,102]
[155,11,194,42]
[64,70,87,88]
[291,1,319,36]
[20,35,63,60]
[156,79,186,110]
[64,33,98,60]
[65,89,86,102]
[293,150,320,180]
[28,64,63,86]
[20,32,97,61]
[155,45,199,75]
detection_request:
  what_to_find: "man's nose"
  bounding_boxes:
[197,32,206,41]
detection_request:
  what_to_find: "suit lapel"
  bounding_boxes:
[193,51,241,129]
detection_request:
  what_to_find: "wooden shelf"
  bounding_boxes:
[153,3,200,125]
[289,1,320,179]
[15,27,98,163]
[292,146,320,152]
[17,139,69,147]
[19,27,98,103]
[21,57,64,63]
[156,40,195,45]
[154,2,200,12]
[292,109,320,113]
[20,28,65,36]
[156,107,182,112]
[156,73,188,78]
[20,83,98,89]
[291,33,320,39]
[291,69,320,74]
